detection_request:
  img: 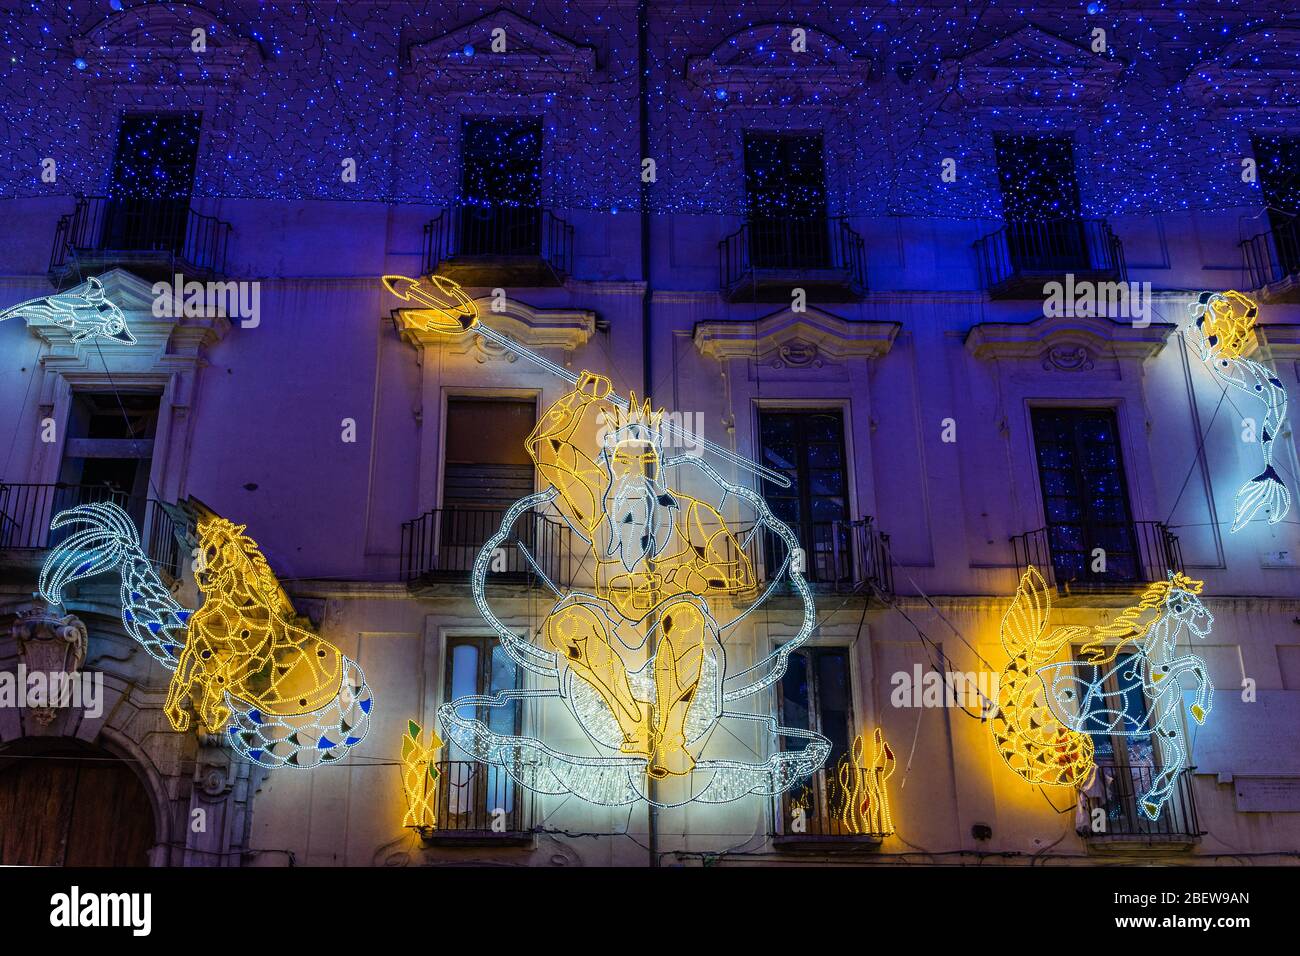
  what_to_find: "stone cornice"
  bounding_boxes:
[73,2,262,88]
[694,306,899,363]
[396,295,595,353]
[686,22,869,106]
[1258,323,1300,361]
[407,7,596,91]
[28,268,230,382]
[938,25,1124,114]
[1184,26,1300,113]
[965,313,1175,363]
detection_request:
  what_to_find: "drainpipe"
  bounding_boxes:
[637,0,659,869]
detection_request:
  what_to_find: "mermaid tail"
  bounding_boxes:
[38,501,370,770]
[225,656,372,769]
[991,567,1095,788]
[39,502,190,665]
[1232,465,1291,532]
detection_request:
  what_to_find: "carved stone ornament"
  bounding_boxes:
[1042,345,1095,372]
[12,605,88,724]
[774,339,823,369]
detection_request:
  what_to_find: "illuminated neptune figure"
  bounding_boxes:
[384,274,829,806]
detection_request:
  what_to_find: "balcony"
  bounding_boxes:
[418,760,534,845]
[0,482,182,581]
[754,517,893,596]
[772,765,893,847]
[49,194,232,286]
[1080,763,1201,846]
[1010,520,1182,594]
[974,219,1125,299]
[400,506,572,588]
[1240,216,1300,302]
[422,205,573,287]
[719,217,867,303]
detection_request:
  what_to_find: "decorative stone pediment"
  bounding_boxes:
[938,25,1123,112]
[1257,323,1300,381]
[408,8,595,91]
[73,3,261,87]
[965,313,1174,366]
[686,23,868,106]
[693,306,899,366]
[1184,28,1300,112]
[25,268,231,386]
[395,296,595,361]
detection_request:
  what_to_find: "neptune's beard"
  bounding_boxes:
[602,474,676,573]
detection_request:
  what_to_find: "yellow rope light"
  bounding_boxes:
[990,567,1096,789]
[402,719,443,830]
[836,727,897,835]
[164,514,345,734]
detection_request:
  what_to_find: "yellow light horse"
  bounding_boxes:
[164,515,344,733]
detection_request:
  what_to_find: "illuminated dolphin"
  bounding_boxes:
[0,277,136,344]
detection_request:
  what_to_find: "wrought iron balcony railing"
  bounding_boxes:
[719,216,867,302]
[49,194,233,280]
[0,482,182,579]
[1010,520,1182,592]
[1080,762,1201,840]
[772,765,894,842]
[425,760,533,840]
[421,205,574,285]
[400,505,572,587]
[1241,215,1300,292]
[755,517,892,596]
[974,218,1125,296]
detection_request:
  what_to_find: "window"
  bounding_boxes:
[743,133,829,268]
[437,397,537,575]
[460,118,543,256]
[1071,647,1195,837]
[759,409,850,583]
[776,647,860,836]
[1030,408,1139,586]
[993,133,1087,270]
[441,637,523,832]
[1251,134,1300,276]
[57,391,160,530]
[443,397,536,508]
[105,112,201,253]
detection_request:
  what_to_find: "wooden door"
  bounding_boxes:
[0,743,155,866]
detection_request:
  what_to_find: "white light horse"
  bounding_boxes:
[1037,573,1214,820]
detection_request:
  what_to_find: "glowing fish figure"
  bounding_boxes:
[0,277,136,344]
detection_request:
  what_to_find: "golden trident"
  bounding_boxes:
[382,274,790,488]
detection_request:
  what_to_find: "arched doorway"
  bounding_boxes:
[0,738,156,866]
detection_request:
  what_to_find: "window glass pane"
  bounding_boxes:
[488,644,519,738]
[759,410,849,583]
[450,643,479,701]
[815,650,852,765]
[780,652,811,748]
[1031,408,1136,585]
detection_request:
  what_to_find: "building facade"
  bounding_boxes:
[1,0,1299,866]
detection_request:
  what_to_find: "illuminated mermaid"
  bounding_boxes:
[1186,290,1291,531]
